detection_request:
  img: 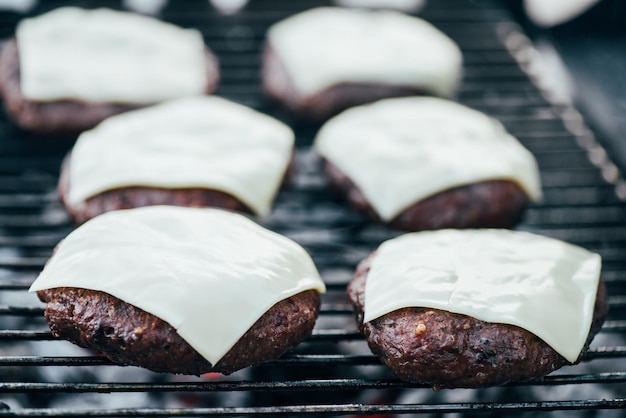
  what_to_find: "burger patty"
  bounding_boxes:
[0,39,220,135]
[347,254,609,389]
[38,287,320,375]
[323,159,530,231]
[262,45,427,121]
[58,154,294,224]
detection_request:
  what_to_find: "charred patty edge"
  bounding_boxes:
[38,287,320,375]
[0,39,220,135]
[322,158,530,231]
[347,253,609,389]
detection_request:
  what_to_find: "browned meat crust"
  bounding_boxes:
[262,44,429,121]
[0,39,220,135]
[322,158,530,231]
[58,156,251,224]
[37,287,320,375]
[58,153,294,225]
[347,254,609,389]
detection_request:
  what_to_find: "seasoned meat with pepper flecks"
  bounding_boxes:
[347,254,608,389]
[38,287,320,375]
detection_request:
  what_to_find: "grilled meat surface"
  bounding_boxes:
[38,287,320,375]
[323,158,530,231]
[348,254,609,389]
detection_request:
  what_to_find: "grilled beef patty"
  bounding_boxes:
[0,39,219,135]
[348,254,609,389]
[38,287,320,375]
[58,154,294,224]
[262,45,428,121]
[323,159,530,231]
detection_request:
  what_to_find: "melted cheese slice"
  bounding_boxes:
[67,96,294,217]
[29,206,326,366]
[267,7,462,97]
[16,7,208,103]
[315,97,542,221]
[364,229,601,362]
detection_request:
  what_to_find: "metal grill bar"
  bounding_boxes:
[1,399,626,418]
[1,373,626,394]
[2,346,626,368]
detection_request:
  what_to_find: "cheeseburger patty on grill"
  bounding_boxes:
[314,97,542,232]
[0,39,219,135]
[262,44,431,121]
[323,159,530,231]
[30,206,326,375]
[262,7,462,121]
[38,287,320,375]
[57,96,295,224]
[58,154,294,225]
[348,252,608,389]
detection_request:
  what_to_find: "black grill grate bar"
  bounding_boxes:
[0,355,383,367]
[0,194,52,207]
[0,282,32,290]
[2,399,626,417]
[2,347,626,368]
[0,258,50,270]
[602,320,626,332]
[0,236,61,247]
[1,373,626,394]
[194,63,530,83]
[0,307,44,316]
[0,330,50,340]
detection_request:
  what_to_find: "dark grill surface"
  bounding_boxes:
[1,0,626,416]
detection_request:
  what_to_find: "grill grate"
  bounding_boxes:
[1,0,626,416]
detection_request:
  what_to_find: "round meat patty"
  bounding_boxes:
[0,39,219,135]
[347,254,609,389]
[262,45,429,121]
[323,159,530,231]
[261,8,462,121]
[58,156,251,225]
[38,287,320,375]
[57,154,294,225]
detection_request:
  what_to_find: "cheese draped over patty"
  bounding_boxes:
[315,97,542,221]
[267,7,462,98]
[67,96,294,217]
[30,206,326,365]
[16,7,209,103]
[364,229,601,363]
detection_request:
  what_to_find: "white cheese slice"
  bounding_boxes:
[16,7,208,103]
[364,229,601,363]
[314,97,542,221]
[29,206,326,366]
[267,7,462,98]
[524,0,601,28]
[67,96,294,217]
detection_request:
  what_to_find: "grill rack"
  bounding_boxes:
[1,0,626,416]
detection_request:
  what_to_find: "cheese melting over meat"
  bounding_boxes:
[67,96,294,217]
[315,97,542,221]
[30,206,326,365]
[364,229,601,362]
[267,7,462,98]
[17,7,208,103]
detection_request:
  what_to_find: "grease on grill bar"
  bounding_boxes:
[1,0,626,416]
